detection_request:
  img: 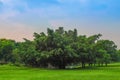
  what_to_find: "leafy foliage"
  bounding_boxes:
[0,27,119,69]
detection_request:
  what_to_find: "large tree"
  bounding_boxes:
[0,27,116,69]
[34,27,78,69]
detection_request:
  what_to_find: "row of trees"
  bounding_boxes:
[0,27,120,69]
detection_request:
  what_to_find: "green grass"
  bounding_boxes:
[0,63,120,80]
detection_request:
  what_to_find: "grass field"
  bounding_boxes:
[0,63,120,80]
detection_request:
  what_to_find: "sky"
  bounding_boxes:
[0,0,120,48]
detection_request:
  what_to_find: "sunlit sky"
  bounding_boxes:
[0,0,120,48]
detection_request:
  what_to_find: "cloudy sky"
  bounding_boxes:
[0,0,120,48]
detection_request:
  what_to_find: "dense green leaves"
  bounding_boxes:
[32,27,119,68]
[0,27,119,69]
[0,39,15,63]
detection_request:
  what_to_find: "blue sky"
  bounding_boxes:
[0,0,120,48]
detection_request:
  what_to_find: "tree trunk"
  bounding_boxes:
[105,63,108,66]
[94,63,96,67]
[101,63,103,66]
[98,63,100,67]
[89,63,93,67]
[59,64,66,69]
[89,63,90,67]
[82,62,85,68]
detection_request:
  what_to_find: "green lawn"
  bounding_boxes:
[0,63,120,80]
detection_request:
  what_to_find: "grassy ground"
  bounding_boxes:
[0,63,120,80]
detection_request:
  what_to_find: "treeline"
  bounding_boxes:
[0,27,120,69]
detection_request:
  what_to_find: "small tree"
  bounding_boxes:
[103,53,111,66]
[0,39,15,63]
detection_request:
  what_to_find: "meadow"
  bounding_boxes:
[0,63,120,80]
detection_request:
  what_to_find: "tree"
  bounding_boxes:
[0,27,117,69]
[73,34,102,68]
[86,34,102,67]
[34,27,78,69]
[0,39,15,63]
[103,53,111,66]
[15,39,39,67]
[95,40,117,66]
[111,50,120,62]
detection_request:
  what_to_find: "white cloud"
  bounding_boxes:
[0,0,28,19]
[0,0,35,41]
[0,0,12,4]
